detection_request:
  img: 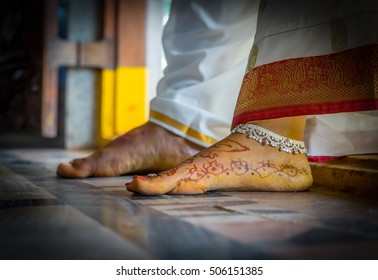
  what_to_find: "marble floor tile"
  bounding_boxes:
[0,205,149,259]
[195,220,317,244]
[1,149,378,260]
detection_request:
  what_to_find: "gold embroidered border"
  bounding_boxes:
[234,45,378,118]
[150,110,217,146]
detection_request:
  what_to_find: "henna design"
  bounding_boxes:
[181,155,196,164]
[252,161,308,178]
[177,159,307,184]
[279,164,309,176]
[210,139,250,153]
[203,160,225,175]
[230,159,249,175]
[252,161,279,178]
[199,152,219,159]
[186,165,207,181]
[180,140,249,167]
[160,167,178,177]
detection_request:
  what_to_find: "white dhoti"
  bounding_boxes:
[150,0,258,147]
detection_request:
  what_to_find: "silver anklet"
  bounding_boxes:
[231,123,307,155]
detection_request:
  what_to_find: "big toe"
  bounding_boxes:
[126,176,175,195]
[56,159,93,178]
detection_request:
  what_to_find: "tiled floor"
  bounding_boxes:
[1,149,378,259]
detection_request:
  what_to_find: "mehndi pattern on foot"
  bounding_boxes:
[126,130,313,195]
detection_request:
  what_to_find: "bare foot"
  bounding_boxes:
[56,122,202,178]
[126,118,313,195]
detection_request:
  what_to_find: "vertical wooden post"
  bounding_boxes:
[41,0,149,143]
[114,0,148,135]
[42,0,76,137]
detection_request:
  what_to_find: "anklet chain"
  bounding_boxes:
[231,123,308,155]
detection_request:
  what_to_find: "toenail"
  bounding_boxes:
[125,182,132,186]
[135,176,148,181]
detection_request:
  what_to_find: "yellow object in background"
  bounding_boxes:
[97,67,148,146]
[99,69,115,142]
[115,67,148,134]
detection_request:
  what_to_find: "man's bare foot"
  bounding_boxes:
[126,118,313,195]
[56,122,202,178]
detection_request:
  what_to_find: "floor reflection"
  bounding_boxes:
[1,149,378,259]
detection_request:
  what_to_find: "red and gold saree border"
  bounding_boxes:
[233,45,378,127]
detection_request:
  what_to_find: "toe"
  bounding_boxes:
[166,179,208,194]
[125,176,175,195]
[56,160,92,178]
[167,184,207,195]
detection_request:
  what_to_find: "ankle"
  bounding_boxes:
[231,123,308,155]
[247,116,306,140]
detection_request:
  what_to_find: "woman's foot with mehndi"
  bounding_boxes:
[126,117,313,195]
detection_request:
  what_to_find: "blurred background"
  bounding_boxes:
[0,0,170,149]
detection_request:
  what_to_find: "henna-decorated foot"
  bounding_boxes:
[126,117,313,195]
[56,122,202,178]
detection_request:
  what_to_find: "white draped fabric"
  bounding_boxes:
[149,0,378,159]
[149,0,258,147]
